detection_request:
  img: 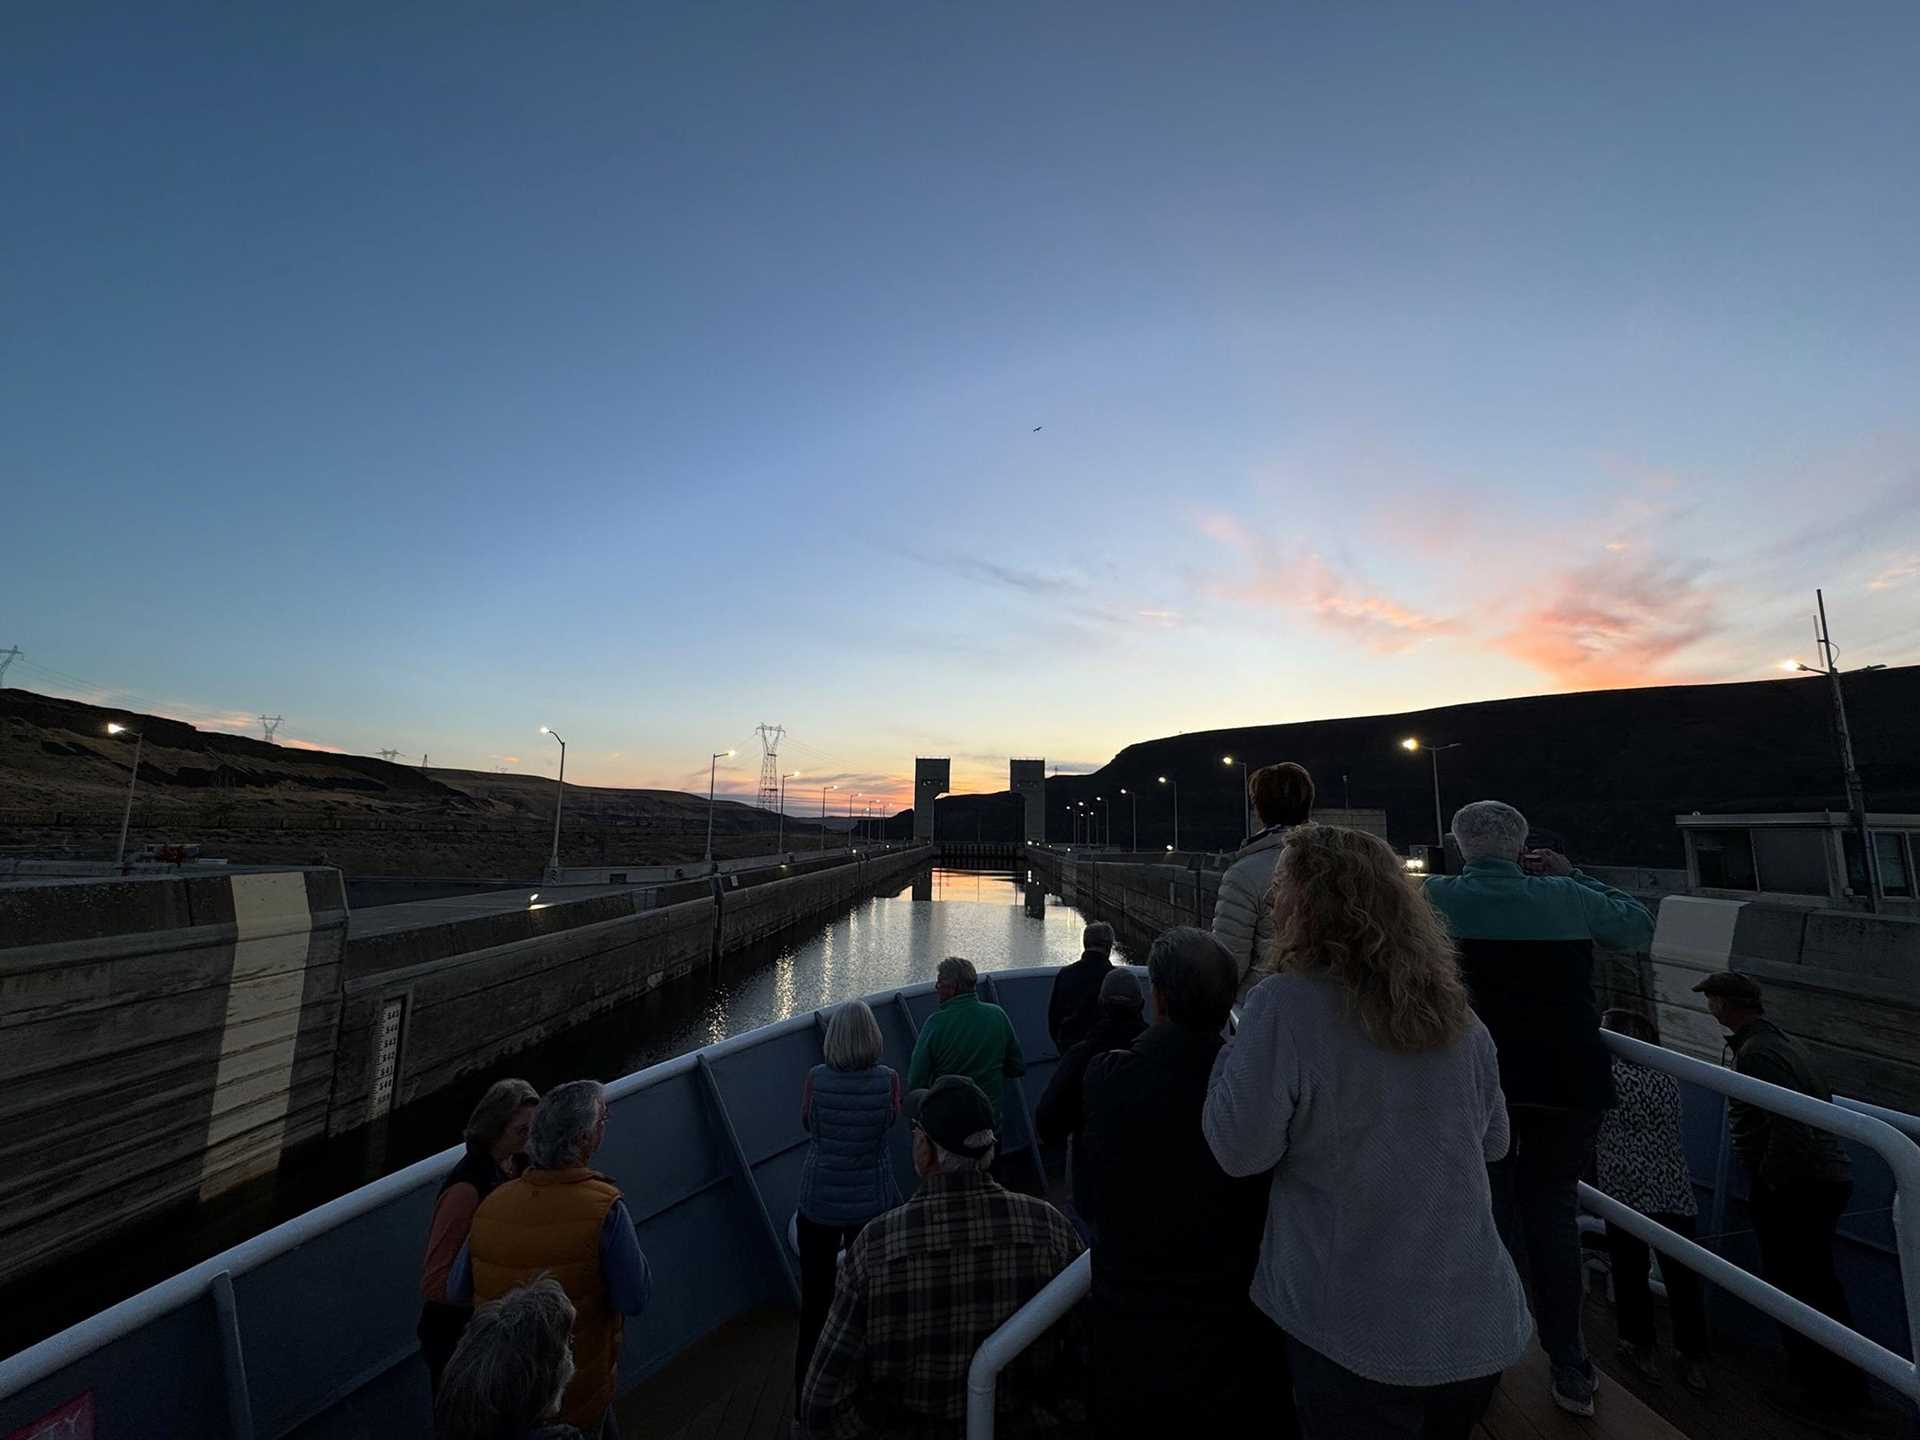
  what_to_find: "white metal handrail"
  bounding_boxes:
[964,1251,1090,1440]
[1592,1029,1920,1401]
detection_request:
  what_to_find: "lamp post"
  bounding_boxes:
[847,792,861,849]
[537,727,567,879]
[1222,754,1249,840]
[1400,737,1461,857]
[1784,590,1887,910]
[705,748,735,863]
[1158,775,1179,852]
[818,784,836,850]
[1118,787,1138,850]
[107,722,145,869]
[778,770,799,851]
[1095,795,1110,848]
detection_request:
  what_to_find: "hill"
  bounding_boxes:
[0,690,832,876]
[878,667,1920,866]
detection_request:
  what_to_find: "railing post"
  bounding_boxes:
[695,1053,802,1309]
[209,1269,256,1440]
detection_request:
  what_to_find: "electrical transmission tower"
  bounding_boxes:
[0,647,19,688]
[378,748,401,762]
[259,714,284,743]
[755,723,787,814]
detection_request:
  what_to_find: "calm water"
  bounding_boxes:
[4,864,1110,1355]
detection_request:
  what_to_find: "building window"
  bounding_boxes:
[1874,832,1914,897]
[1752,828,1831,896]
[1692,828,1757,890]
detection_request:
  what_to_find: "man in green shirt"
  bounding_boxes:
[907,956,1026,1131]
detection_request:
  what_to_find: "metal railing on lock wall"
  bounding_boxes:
[961,1029,1920,1437]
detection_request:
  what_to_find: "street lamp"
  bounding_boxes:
[1158,775,1179,852]
[1095,795,1110,848]
[847,791,861,848]
[818,784,836,851]
[778,770,799,851]
[705,748,735,863]
[107,722,144,869]
[1399,737,1461,858]
[538,727,567,880]
[1222,754,1249,840]
[1117,787,1138,850]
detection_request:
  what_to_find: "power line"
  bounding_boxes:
[259,714,284,743]
[754,722,786,814]
[378,748,401,762]
[0,646,18,687]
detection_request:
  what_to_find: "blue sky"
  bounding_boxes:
[6,3,1918,805]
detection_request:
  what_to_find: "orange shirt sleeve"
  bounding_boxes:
[420,1182,481,1302]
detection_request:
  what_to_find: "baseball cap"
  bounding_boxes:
[906,1075,996,1158]
[1692,971,1763,1004]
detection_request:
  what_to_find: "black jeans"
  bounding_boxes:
[794,1214,870,1411]
[416,1300,471,1397]
[1286,1334,1497,1440]
[1485,1106,1600,1371]
[1604,1213,1709,1358]
[1750,1179,1867,1402]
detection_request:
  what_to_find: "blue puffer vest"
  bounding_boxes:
[798,1063,903,1226]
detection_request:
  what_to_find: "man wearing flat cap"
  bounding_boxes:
[1694,971,1865,1410]
[798,1075,1087,1438]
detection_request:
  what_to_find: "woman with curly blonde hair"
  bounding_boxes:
[1203,824,1531,1439]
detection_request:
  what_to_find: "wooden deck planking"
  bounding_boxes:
[1478,1346,1689,1440]
[618,1308,797,1440]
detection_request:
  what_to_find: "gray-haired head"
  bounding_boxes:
[1451,800,1530,865]
[528,1079,606,1170]
[1097,967,1145,1012]
[824,999,885,1072]
[1082,921,1115,955]
[463,1078,540,1147]
[935,955,978,995]
[1146,927,1239,1032]
[434,1275,576,1440]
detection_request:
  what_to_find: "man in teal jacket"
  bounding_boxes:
[908,955,1026,1131]
[1425,799,1654,1420]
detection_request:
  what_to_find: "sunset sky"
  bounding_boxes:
[7,3,1918,810]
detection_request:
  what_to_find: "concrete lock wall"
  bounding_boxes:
[1010,760,1047,843]
[0,847,929,1283]
[0,868,348,1283]
[331,846,931,1136]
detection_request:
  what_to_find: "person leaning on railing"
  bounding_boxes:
[1594,1008,1710,1394]
[1203,823,1531,1440]
[419,1078,540,1395]
[1694,970,1869,1414]
[793,1000,904,1417]
[435,1275,584,1440]
[1422,799,1655,1419]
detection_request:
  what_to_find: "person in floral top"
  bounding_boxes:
[1595,1008,1709,1393]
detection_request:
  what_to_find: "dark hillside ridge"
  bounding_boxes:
[902,667,1920,866]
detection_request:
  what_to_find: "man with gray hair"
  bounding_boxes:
[800,1075,1086,1436]
[1426,800,1654,1419]
[1046,920,1117,1053]
[906,956,1026,1133]
[450,1080,653,1437]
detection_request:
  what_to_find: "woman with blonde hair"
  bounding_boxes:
[793,999,902,1410]
[1203,824,1530,1438]
[420,1077,541,1394]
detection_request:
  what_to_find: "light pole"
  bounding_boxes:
[1222,754,1249,840]
[107,722,145,870]
[1400,737,1461,857]
[1096,795,1110,848]
[705,748,735,863]
[1118,787,1138,850]
[778,770,799,851]
[818,784,836,850]
[847,792,861,848]
[538,727,567,879]
[1158,775,1179,852]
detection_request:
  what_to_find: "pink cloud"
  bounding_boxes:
[1495,557,1720,689]
[1219,550,1461,654]
[1868,553,1919,591]
[280,737,345,754]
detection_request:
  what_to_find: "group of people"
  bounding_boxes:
[413,762,1873,1440]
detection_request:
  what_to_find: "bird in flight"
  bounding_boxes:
[1032,425,1043,432]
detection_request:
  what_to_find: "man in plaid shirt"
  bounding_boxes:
[799,1075,1088,1439]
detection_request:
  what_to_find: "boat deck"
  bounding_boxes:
[614,1304,1697,1440]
